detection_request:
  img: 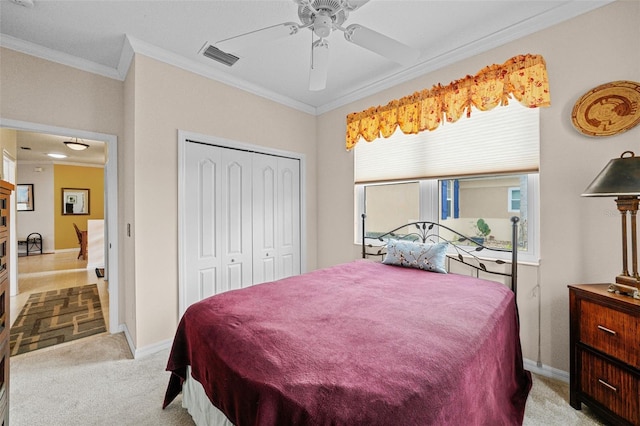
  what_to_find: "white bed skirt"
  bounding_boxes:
[183,367,234,426]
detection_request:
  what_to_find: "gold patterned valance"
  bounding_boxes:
[346,54,551,150]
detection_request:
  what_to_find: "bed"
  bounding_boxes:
[163,216,532,425]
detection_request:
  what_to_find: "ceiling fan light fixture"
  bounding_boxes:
[213,0,416,90]
[344,24,420,66]
[312,11,333,38]
[64,138,89,151]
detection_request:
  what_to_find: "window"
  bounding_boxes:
[364,182,420,237]
[354,102,539,183]
[358,173,537,260]
[508,187,521,212]
[354,102,539,262]
[441,180,459,220]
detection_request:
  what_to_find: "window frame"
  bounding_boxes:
[355,173,539,263]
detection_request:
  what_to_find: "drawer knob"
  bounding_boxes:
[597,325,617,336]
[598,378,618,392]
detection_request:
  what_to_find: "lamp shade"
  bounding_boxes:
[582,151,640,197]
[64,138,89,151]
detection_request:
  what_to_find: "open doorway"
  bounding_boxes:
[1,119,119,336]
[13,131,109,341]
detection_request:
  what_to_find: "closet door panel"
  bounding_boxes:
[252,155,278,285]
[199,268,219,299]
[281,254,294,279]
[185,142,222,308]
[277,157,300,280]
[221,149,253,290]
[225,263,245,292]
[184,141,301,309]
[199,158,217,259]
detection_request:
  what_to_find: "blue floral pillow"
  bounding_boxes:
[382,240,448,273]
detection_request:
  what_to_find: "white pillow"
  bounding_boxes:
[382,240,448,273]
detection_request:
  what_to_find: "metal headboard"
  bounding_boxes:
[361,214,520,297]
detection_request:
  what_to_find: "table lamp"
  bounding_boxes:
[582,150,640,298]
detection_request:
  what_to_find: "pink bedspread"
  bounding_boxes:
[164,260,531,425]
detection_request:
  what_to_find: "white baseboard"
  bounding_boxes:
[524,358,570,383]
[119,323,136,357]
[135,338,173,359]
[119,323,172,359]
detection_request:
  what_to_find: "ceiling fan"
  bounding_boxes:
[209,0,420,91]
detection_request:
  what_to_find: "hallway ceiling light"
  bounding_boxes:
[64,138,89,151]
[47,153,67,159]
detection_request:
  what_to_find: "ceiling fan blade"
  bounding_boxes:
[215,22,300,53]
[343,24,419,65]
[309,39,329,91]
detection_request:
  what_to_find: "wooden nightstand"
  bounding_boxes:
[569,284,640,425]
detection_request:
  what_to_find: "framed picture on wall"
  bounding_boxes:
[62,188,90,215]
[17,184,34,211]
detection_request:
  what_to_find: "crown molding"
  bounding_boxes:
[117,36,135,81]
[0,34,121,80]
[316,0,614,115]
[122,36,317,115]
[1,0,613,117]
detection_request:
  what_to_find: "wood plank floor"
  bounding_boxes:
[10,251,109,330]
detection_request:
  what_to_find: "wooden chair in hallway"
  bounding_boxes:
[73,223,87,260]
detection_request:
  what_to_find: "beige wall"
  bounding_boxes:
[1,1,637,369]
[0,46,318,351]
[0,46,126,324]
[129,55,317,348]
[316,0,640,372]
[0,48,123,134]
[123,58,137,344]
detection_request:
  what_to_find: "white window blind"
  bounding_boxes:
[354,102,539,183]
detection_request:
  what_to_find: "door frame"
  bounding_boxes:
[177,130,307,317]
[0,118,120,333]
[2,151,17,296]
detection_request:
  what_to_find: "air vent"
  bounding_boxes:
[202,45,239,67]
[20,146,31,150]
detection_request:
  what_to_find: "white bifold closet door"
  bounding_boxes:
[184,141,300,309]
[252,154,300,285]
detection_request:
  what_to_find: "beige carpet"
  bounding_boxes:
[523,373,605,425]
[11,332,605,425]
[10,333,194,426]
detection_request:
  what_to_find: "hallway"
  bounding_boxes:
[10,251,109,332]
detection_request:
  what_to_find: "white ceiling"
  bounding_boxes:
[1,0,613,116]
[0,0,612,164]
[14,131,106,166]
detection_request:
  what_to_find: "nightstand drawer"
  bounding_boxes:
[580,350,639,424]
[580,299,640,368]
